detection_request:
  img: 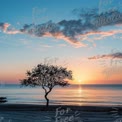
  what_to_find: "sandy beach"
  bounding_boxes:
[0,104,122,122]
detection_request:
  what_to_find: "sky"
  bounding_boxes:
[0,0,122,84]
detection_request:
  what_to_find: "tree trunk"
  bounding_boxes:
[45,92,49,107]
[42,86,53,108]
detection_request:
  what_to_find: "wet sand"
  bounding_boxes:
[0,104,122,122]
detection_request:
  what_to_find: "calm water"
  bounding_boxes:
[0,84,122,106]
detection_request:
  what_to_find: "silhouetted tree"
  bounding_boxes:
[20,64,73,107]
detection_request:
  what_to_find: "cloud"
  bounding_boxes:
[72,8,122,27]
[41,44,52,48]
[1,9,122,47]
[77,29,122,42]
[0,23,10,32]
[58,44,67,47]
[5,30,20,34]
[0,22,20,34]
[88,52,122,60]
[19,20,86,47]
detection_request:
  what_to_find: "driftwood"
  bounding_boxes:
[0,97,7,103]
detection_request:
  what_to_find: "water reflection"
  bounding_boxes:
[0,84,122,106]
[78,85,83,106]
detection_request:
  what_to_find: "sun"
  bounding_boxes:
[78,80,81,82]
[78,79,82,84]
[73,76,83,84]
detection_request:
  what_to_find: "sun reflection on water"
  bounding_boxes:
[78,84,83,106]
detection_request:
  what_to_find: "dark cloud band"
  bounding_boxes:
[1,9,122,47]
[88,52,122,60]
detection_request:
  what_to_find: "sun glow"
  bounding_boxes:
[78,80,82,83]
[71,79,82,84]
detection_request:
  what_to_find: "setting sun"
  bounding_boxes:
[78,80,82,84]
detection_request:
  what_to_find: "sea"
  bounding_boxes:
[0,84,122,106]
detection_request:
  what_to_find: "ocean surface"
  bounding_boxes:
[0,84,122,106]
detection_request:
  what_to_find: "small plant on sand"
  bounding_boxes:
[20,63,73,107]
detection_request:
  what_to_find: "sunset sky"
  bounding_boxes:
[0,0,122,84]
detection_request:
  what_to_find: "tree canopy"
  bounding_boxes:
[20,63,73,107]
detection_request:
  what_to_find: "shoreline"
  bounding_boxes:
[0,103,122,111]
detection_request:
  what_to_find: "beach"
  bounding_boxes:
[0,104,122,122]
[0,84,122,122]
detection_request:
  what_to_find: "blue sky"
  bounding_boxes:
[0,0,122,84]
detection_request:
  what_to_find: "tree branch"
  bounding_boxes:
[42,85,47,93]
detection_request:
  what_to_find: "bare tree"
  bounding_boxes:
[20,64,73,107]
